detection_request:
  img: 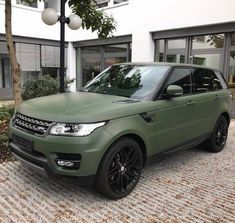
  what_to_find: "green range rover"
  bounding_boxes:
[9,63,232,199]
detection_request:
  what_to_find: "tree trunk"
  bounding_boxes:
[5,0,22,108]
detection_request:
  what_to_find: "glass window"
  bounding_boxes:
[44,0,60,11]
[231,34,235,45]
[193,68,222,93]
[192,54,221,70]
[16,43,40,71]
[83,65,169,100]
[81,46,101,85]
[192,34,224,49]
[165,68,192,95]
[228,51,235,100]
[80,43,131,86]
[0,58,11,88]
[167,38,186,49]
[16,0,38,8]
[95,0,109,8]
[41,45,67,68]
[155,40,164,62]
[114,0,128,4]
[166,54,185,63]
[105,44,127,68]
[0,42,11,89]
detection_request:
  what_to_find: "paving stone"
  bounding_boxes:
[0,122,234,223]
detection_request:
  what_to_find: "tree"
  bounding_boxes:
[5,0,22,108]
[5,0,116,108]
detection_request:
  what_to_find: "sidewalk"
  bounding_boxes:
[0,122,234,223]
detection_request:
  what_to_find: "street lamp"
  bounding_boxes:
[41,0,82,93]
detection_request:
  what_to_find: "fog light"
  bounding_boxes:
[56,159,80,169]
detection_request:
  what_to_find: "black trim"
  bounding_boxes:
[0,34,68,47]
[73,35,132,47]
[10,142,95,186]
[152,21,235,40]
[146,133,211,165]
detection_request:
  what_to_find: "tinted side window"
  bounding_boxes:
[214,71,228,89]
[193,68,222,93]
[165,68,192,95]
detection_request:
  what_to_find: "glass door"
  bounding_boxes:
[81,46,101,85]
[229,51,235,114]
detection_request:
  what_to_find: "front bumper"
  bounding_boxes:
[9,123,113,184]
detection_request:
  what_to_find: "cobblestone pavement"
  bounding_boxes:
[0,122,234,223]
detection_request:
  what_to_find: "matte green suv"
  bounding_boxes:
[9,63,232,199]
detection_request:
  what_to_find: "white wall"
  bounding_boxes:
[1,0,235,89]
[69,0,235,62]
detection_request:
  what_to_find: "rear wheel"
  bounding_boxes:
[202,115,229,153]
[94,137,143,200]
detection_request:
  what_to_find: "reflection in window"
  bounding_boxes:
[16,0,38,8]
[83,65,169,100]
[167,54,185,63]
[81,43,130,85]
[167,38,186,49]
[105,44,127,68]
[193,69,222,93]
[166,68,191,95]
[192,54,220,70]
[192,34,224,49]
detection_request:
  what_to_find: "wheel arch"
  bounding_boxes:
[220,112,231,125]
[98,132,148,174]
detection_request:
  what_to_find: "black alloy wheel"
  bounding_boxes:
[202,115,229,153]
[214,118,228,147]
[108,145,142,194]
[94,137,143,199]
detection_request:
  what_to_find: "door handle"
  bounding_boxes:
[187,100,195,106]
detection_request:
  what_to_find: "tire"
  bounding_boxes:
[94,137,144,200]
[202,115,229,153]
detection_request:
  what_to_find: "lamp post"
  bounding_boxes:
[41,0,82,93]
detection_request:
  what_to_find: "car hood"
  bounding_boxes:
[18,92,154,123]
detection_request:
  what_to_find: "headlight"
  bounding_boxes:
[49,122,106,136]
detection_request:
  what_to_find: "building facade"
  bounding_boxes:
[0,0,235,115]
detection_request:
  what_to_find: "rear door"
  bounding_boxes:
[190,68,226,134]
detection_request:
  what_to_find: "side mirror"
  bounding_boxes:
[166,85,183,97]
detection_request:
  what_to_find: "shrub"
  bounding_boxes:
[22,75,59,100]
[22,75,75,100]
[0,105,14,162]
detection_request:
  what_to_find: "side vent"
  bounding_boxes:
[140,112,153,123]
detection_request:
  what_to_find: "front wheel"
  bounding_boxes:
[202,115,229,153]
[94,137,143,200]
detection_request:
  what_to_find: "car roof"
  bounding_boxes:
[115,62,222,72]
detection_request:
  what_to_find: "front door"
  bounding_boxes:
[148,67,196,153]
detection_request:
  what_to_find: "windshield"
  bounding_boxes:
[82,64,169,100]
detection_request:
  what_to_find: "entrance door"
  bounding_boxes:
[229,51,235,117]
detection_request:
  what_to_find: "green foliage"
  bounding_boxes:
[0,105,14,123]
[22,75,75,100]
[0,105,14,162]
[22,75,59,100]
[68,0,116,38]
[24,0,116,38]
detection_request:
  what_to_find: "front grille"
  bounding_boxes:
[14,112,52,136]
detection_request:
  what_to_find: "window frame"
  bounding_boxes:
[155,66,193,100]
[191,68,224,94]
